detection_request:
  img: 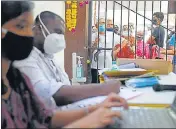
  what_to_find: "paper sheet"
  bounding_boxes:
[72,87,143,107]
[159,72,176,85]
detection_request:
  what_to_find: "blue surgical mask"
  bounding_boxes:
[107,28,113,32]
[99,25,105,32]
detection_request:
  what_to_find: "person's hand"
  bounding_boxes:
[64,94,128,128]
[93,38,99,45]
[160,50,166,54]
[82,107,122,128]
[98,93,129,109]
[103,80,122,94]
[66,107,122,128]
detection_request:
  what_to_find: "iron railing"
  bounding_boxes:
[87,1,176,83]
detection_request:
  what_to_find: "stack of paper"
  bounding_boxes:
[72,87,143,107]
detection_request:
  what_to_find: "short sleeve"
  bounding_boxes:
[169,35,175,46]
[152,27,159,38]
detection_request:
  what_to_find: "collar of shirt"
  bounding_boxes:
[33,47,54,59]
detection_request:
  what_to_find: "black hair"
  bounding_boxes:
[153,12,164,22]
[34,11,65,25]
[1,1,34,25]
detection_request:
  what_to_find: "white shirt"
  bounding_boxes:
[91,31,125,69]
[13,47,71,110]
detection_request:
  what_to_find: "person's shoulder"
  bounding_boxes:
[13,47,39,68]
[171,34,175,39]
[159,25,165,31]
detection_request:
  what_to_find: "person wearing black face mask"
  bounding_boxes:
[2,1,128,129]
[147,12,165,59]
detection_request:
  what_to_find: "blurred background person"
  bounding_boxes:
[114,25,119,35]
[92,26,97,33]
[106,19,113,32]
[91,18,126,83]
[114,24,135,59]
[147,12,165,59]
[161,34,176,73]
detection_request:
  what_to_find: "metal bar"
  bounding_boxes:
[104,1,108,68]
[112,1,116,61]
[96,1,100,83]
[143,1,146,59]
[166,1,169,61]
[174,14,176,72]
[158,0,162,58]
[93,1,97,26]
[120,1,123,56]
[150,1,154,59]
[85,46,113,51]
[134,1,138,59]
[87,1,93,83]
[115,1,173,32]
[128,1,130,42]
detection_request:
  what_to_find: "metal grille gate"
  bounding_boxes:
[87,1,176,83]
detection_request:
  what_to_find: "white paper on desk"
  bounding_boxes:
[159,72,176,85]
[72,88,143,107]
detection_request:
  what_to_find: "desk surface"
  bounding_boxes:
[127,87,176,107]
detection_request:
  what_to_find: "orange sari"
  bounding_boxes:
[115,36,135,58]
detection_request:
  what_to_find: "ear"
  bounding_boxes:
[33,25,42,36]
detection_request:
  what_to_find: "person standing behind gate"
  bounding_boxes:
[14,12,122,110]
[147,12,165,58]
[91,18,126,83]
[106,19,114,32]
[113,24,135,59]
[161,34,176,73]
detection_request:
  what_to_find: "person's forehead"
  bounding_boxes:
[3,12,33,27]
[99,19,105,23]
[107,20,113,24]
[46,18,64,28]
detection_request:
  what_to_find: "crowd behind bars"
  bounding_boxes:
[90,12,176,83]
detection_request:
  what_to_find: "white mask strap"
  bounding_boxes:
[38,13,50,35]
[40,25,47,38]
[2,28,8,34]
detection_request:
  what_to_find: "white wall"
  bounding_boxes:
[33,1,65,70]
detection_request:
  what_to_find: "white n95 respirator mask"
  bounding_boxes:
[38,14,66,54]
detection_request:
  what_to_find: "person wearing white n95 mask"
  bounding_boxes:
[13,11,71,110]
[14,11,122,112]
[38,13,66,54]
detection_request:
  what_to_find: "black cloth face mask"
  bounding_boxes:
[152,19,158,25]
[2,29,33,61]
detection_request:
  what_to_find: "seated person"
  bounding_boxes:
[1,1,128,128]
[14,12,121,109]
